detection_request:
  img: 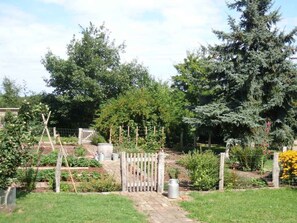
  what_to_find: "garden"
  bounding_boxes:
[1,0,297,222]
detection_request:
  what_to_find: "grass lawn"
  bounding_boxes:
[0,192,147,223]
[180,188,297,223]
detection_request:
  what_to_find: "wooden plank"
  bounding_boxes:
[120,152,127,192]
[127,153,131,192]
[140,153,144,191]
[147,153,152,191]
[144,153,147,192]
[135,153,139,192]
[150,153,154,191]
[154,153,158,191]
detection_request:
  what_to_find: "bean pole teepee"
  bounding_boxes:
[37,111,55,153]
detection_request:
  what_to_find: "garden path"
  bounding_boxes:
[100,152,198,223]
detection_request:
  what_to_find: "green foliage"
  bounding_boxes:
[16,168,37,192]
[91,133,107,145]
[172,48,213,106]
[60,136,78,145]
[179,150,219,190]
[74,145,87,157]
[94,83,189,146]
[0,76,22,107]
[18,100,49,137]
[0,111,36,189]
[112,125,165,153]
[229,146,266,171]
[224,169,267,189]
[178,0,297,147]
[78,174,121,192]
[42,23,154,128]
[167,167,180,179]
[28,151,101,167]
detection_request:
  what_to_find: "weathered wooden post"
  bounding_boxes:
[157,151,165,193]
[219,153,225,191]
[121,152,127,192]
[272,152,280,188]
[55,152,63,193]
[78,128,83,145]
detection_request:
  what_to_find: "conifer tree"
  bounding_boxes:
[190,0,297,147]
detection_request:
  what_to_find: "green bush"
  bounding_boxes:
[229,146,266,171]
[91,134,107,145]
[179,150,219,190]
[16,168,37,191]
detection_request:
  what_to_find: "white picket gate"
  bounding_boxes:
[120,152,165,193]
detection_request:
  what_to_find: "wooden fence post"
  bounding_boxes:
[219,153,225,191]
[55,152,63,193]
[157,151,165,193]
[154,126,156,136]
[145,126,148,138]
[273,152,280,188]
[121,152,127,192]
[78,128,83,145]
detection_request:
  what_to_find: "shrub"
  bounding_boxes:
[0,112,36,189]
[179,150,219,190]
[91,134,107,145]
[229,146,266,171]
[16,168,37,191]
[279,150,297,185]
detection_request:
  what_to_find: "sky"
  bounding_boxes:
[0,0,297,94]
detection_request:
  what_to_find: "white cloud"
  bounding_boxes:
[1,0,295,93]
[51,0,228,80]
[0,2,74,93]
